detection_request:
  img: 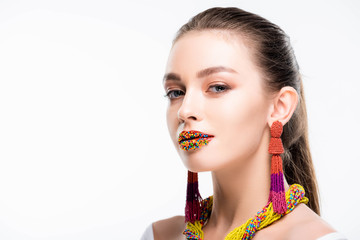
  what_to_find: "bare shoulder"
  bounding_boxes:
[255,203,337,240]
[153,215,186,240]
[286,203,337,239]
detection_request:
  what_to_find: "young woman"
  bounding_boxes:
[141,7,347,240]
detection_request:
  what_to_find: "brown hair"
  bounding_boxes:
[173,7,320,215]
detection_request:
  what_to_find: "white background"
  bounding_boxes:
[0,0,359,239]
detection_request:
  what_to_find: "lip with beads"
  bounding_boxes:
[178,130,214,151]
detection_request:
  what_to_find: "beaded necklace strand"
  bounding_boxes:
[183,184,308,240]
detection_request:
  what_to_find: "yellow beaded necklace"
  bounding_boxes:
[183,184,308,240]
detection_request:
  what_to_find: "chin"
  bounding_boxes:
[176,138,223,172]
[186,166,209,173]
[182,156,221,173]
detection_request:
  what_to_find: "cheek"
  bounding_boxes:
[166,106,179,145]
[209,90,267,126]
[208,90,268,156]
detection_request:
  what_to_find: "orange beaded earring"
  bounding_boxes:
[268,120,286,214]
[185,170,202,223]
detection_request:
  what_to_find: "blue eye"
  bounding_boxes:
[164,90,184,99]
[163,84,229,100]
[208,84,229,93]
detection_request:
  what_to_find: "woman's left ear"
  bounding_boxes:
[268,86,299,127]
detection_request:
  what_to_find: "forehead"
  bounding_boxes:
[165,30,258,77]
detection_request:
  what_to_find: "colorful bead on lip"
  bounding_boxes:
[178,130,214,151]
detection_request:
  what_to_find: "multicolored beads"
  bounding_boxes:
[179,138,212,151]
[178,131,213,151]
[268,120,286,214]
[183,184,309,240]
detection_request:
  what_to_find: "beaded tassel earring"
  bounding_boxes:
[185,170,202,223]
[268,120,287,214]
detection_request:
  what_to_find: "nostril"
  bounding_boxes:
[178,115,197,123]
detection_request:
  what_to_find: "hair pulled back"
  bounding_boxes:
[173,7,320,215]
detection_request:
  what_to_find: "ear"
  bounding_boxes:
[268,86,299,127]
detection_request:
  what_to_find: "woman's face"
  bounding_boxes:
[163,31,272,172]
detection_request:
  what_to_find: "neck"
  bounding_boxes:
[204,132,289,234]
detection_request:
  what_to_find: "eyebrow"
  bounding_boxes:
[163,66,238,83]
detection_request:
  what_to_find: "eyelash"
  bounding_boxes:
[164,84,230,99]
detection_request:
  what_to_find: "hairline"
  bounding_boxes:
[172,29,276,99]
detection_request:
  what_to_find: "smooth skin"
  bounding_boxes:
[157,30,336,240]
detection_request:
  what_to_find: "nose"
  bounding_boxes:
[177,89,202,123]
